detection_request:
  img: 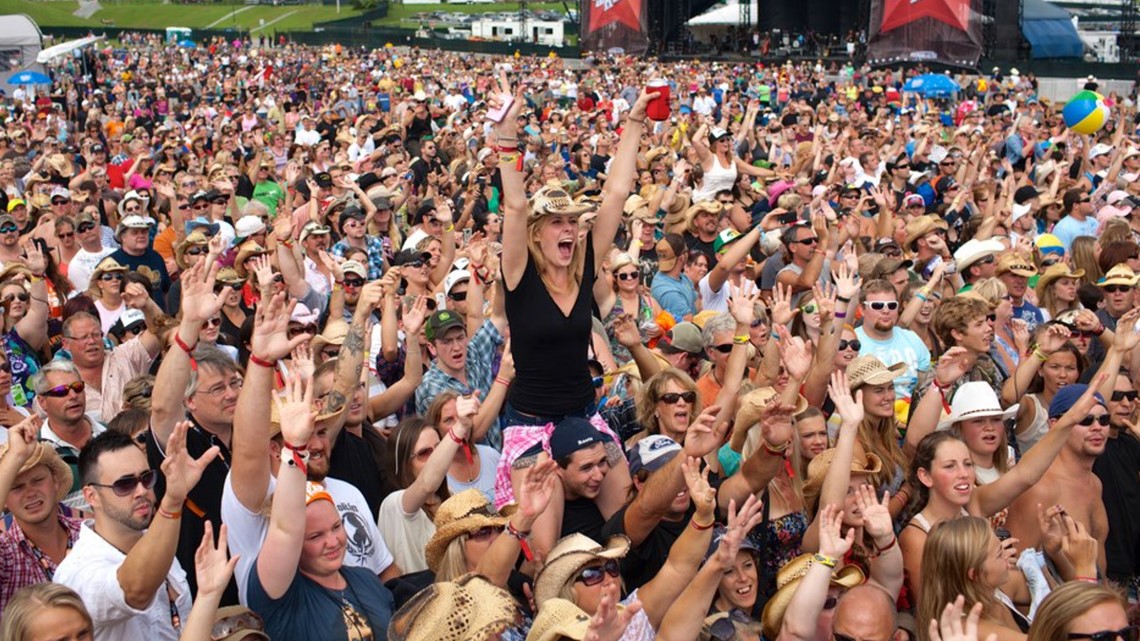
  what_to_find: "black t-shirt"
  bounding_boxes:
[601,503,690,591]
[562,496,606,542]
[145,421,239,606]
[684,232,717,269]
[1093,431,1140,582]
[589,153,610,176]
[328,426,396,519]
[503,232,596,417]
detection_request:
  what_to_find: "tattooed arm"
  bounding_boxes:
[323,281,384,445]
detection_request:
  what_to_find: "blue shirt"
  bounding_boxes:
[651,271,697,320]
[247,564,394,641]
[855,327,932,401]
[331,236,386,280]
[1051,215,1100,252]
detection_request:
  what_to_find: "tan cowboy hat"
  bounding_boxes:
[233,242,269,278]
[388,573,524,641]
[664,192,691,227]
[529,185,592,219]
[761,553,866,639]
[685,200,724,233]
[174,230,210,271]
[846,355,907,391]
[644,146,669,166]
[1036,263,1085,299]
[1099,264,1140,288]
[534,534,631,608]
[803,448,883,499]
[311,319,350,357]
[87,256,128,296]
[995,253,1037,278]
[731,387,810,453]
[622,194,650,221]
[0,441,73,503]
[903,214,948,250]
[424,489,512,573]
[45,153,75,178]
[527,598,600,641]
[214,267,247,291]
[0,262,31,286]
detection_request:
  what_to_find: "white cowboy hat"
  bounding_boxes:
[937,381,1018,431]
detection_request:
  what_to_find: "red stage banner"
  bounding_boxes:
[867,0,984,68]
[580,0,649,56]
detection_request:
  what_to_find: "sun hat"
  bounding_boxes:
[936,381,1019,430]
[298,221,331,243]
[534,534,631,607]
[184,216,221,237]
[527,598,597,641]
[214,267,246,290]
[995,254,1037,278]
[1048,383,1105,418]
[233,242,269,278]
[903,215,948,249]
[846,355,906,390]
[175,230,211,270]
[88,257,128,293]
[664,192,691,226]
[529,185,592,218]
[761,553,866,639]
[657,321,704,355]
[1036,263,1085,298]
[655,235,687,272]
[627,435,681,475]
[731,387,809,453]
[953,238,1004,272]
[0,440,73,502]
[311,318,350,356]
[622,194,650,221]
[424,489,512,572]
[1099,264,1140,288]
[388,573,524,641]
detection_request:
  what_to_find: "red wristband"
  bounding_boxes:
[249,353,276,369]
[174,332,196,355]
[690,517,714,531]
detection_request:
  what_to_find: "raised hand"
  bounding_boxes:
[1037,323,1071,355]
[611,313,641,348]
[771,282,796,326]
[813,283,837,325]
[161,420,220,503]
[729,289,759,327]
[682,456,717,519]
[21,241,45,276]
[276,371,316,449]
[452,394,479,439]
[628,88,659,123]
[854,484,893,542]
[585,584,641,641]
[1112,308,1140,353]
[180,258,229,324]
[1011,319,1030,355]
[1059,511,1099,574]
[3,415,42,465]
[403,295,429,337]
[1036,502,1066,558]
[831,262,860,302]
[291,341,314,379]
[817,503,856,559]
[252,292,310,362]
[934,346,971,387]
[516,453,558,523]
[683,405,725,458]
[776,326,814,381]
[929,597,995,641]
[122,281,151,310]
[829,370,864,427]
[318,250,344,283]
[194,521,238,598]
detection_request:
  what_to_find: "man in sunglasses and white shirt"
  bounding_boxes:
[66,210,117,292]
[855,278,931,400]
[32,360,106,510]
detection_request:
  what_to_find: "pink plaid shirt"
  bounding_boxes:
[493,414,619,511]
[0,511,83,614]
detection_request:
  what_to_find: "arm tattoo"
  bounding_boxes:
[327,321,367,415]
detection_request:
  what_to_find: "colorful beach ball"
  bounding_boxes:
[1063,90,1110,135]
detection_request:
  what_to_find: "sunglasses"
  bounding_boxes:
[57,232,74,240]
[343,277,365,288]
[616,271,639,281]
[750,318,766,328]
[801,302,818,314]
[88,469,158,497]
[124,323,146,335]
[575,559,621,587]
[711,344,734,354]
[1111,390,1139,402]
[791,236,818,246]
[100,272,124,281]
[0,225,18,234]
[708,609,753,641]
[1068,626,1140,641]
[3,292,28,304]
[41,381,86,398]
[412,445,435,461]
[0,361,10,373]
[321,347,340,361]
[1078,414,1111,427]
[205,317,222,328]
[660,391,697,404]
[1041,259,1061,268]
[469,525,504,541]
[211,198,227,205]
[185,246,207,256]
[864,301,899,311]
[1104,284,1133,294]
[77,222,96,233]
[838,339,862,351]
[448,290,468,302]
[51,199,68,205]
[288,324,317,338]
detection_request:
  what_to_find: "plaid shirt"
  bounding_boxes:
[0,511,83,614]
[415,319,503,416]
[331,236,387,281]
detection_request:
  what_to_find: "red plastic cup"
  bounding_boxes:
[647,80,670,122]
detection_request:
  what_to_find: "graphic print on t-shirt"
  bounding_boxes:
[338,500,376,564]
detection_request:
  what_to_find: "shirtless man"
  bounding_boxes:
[1006,382,1110,575]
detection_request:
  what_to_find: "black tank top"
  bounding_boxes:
[504,234,596,416]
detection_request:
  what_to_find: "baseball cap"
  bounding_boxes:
[314,172,334,189]
[548,417,611,461]
[392,249,431,267]
[658,322,704,355]
[1048,384,1104,419]
[1013,185,1040,204]
[235,216,266,240]
[5,199,24,212]
[713,228,742,254]
[425,309,465,342]
[444,270,470,297]
[1090,143,1114,159]
[340,260,367,278]
[627,435,681,475]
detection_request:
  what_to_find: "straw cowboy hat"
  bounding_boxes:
[388,573,524,641]
[685,200,724,233]
[803,447,883,499]
[1036,263,1085,299]
[534,534,631,607]
[664,192,691,227]
[846,355,907,391]
[0,440,73,503]
[87,256,128,296]
[527,598,598,641]
[174,230,210,271]
[1099,264,1140,288]
[731,387,809,453]
[622,194,652,221]
[995,254,1037,278]
[903,215,948,250]
[233,242,269,278]
[529,185,592,219]
[310,318,350,357]
[761,553,865,639]
[424,489,513,572]
[937,381,1018,431]
[214,267,247,291]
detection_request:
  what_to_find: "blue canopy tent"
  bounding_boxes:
[903,74,960,98]
[1021,0,1083,59]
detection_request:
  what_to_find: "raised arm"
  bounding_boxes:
[369,297,426,419]
[778,504,856,641]
[14,244,50,350]
[180,522,238,641]
[802,371,862,553]
[591,93,655,269]
[323,281,384,446]
[494,74,531,291]
[476,455,557,587]
[400,395,473,514]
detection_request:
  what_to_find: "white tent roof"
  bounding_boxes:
[37,36,103,63]
[687,0,758,26]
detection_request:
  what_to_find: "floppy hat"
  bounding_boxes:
[529,185,592,218]
[995,254,1037,278]
[903,215,948,249]
[846,355,906,390]
[534,534,631,607]
[0,440,73,503]
[761,553,865,640]
[388,573,523,641]
[424,489,511,572]
[1036,263,1085,298]
[937,381,1018,430]
[731,386,809,453]
[527,598,597,641]
[175,230,211,270]
[1099,264,1140,288]
[953,238,1004,272]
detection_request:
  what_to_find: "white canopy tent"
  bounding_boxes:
[687,0,758,27]
[37,35,103,64]
[0,15,45,95]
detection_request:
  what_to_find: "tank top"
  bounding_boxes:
[1018,394,1050,452]
[693,156,738,203]
[504,234,596,416]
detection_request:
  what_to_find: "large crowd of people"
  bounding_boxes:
[0,32,1137,641]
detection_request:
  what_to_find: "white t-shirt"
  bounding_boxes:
[376,490,436,574]
[698,274,758,314]
[221,472,395,605]
[69,246,116,291]
[55,521,193,641]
